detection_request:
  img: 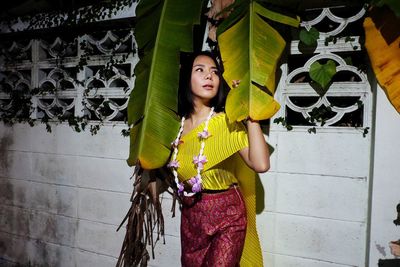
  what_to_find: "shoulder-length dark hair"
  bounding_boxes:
[178,51,228,118]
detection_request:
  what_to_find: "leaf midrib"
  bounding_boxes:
[137,0,169,156]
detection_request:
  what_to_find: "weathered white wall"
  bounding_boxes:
[1,89,398,267]
[0,122,133,266]
[368,86,400,266]
[0,3,140,266]
[262,124,371,267]
[1,3,398,266]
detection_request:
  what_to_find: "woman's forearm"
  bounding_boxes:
[245,119,270,172]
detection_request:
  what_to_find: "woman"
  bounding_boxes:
[168,51,270,267]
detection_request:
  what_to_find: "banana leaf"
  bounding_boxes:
[127,0,205,169]
[364,7,400,112]
[217,1,300,122]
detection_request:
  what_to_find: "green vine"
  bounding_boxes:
[306,105,332,127]
[0,0,135,136]
[274,102,370,137]
[278,7,370,137]
[1,0,135,32]
[273,117,293,131]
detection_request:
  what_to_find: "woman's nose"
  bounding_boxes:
[205,72,212,80]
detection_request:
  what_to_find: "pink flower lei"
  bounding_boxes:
[167,107,214,196]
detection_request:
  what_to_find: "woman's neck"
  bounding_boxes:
[188,105,213,127]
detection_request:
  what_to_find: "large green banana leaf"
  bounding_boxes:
[127,0,204,169]
[217,1,300,122]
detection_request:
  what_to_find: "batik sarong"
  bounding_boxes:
[181,186,247,267]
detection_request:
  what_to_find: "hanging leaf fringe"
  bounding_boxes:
[116,165,178,267]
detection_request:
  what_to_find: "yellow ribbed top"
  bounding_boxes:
[177,113,248,189]
[176,113,263,267]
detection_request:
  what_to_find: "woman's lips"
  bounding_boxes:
[203,84,214,89]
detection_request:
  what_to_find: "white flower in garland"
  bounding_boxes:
[168,107,214,196]
[197,130,210,139]
[193,155,207,170]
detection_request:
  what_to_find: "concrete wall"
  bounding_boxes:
[1,88,399,267]
[368,87,400,266]
[0,122,133,266]
[0,3,398,266]
[0,4,139,266]
[262,125,371,267]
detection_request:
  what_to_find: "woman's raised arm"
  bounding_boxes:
[239,120,270,173]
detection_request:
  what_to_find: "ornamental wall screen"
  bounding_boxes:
[276,5,371,129]
[0,26,136,123]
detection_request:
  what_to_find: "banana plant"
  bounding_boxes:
[216,0,300,122]
[364,5,400,112]
[127,0,205,169]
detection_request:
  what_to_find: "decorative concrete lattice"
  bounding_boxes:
[277,6,371,128]
[0,28,136,122]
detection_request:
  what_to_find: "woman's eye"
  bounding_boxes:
[195,68,203,72]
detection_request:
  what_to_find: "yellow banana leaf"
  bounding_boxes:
[127,0,205,169]
[364,13,400,113]
[217,1,299,122]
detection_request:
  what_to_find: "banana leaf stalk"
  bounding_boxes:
[119,0,205,266]
[127,0,204,170]
[217,0,300,122]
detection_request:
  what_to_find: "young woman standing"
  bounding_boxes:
[168,51,270,267]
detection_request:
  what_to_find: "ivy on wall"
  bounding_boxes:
[2,0,396,137]
[274,14,371,136]
[0,0,136,135]
[1,0,134,31]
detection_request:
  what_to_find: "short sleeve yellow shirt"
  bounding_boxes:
[176,113,248,190]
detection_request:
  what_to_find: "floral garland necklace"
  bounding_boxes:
[168,107,214,196]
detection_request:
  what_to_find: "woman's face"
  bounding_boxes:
[190,55,220,104]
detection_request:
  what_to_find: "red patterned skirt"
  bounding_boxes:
[180,186,247,267]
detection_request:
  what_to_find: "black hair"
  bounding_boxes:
[178,51,228,118]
